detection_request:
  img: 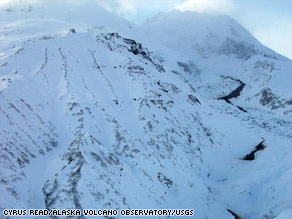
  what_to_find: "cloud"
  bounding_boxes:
[174,0,235,14]
[114,0,136,15]
[97,0,181,23]
[0,0,12,4]
[96,0,136,16]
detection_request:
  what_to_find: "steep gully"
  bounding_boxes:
[217,77,267,161]
[218,76,247,112]
[218,77,265,217]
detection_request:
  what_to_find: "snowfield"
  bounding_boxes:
[0,1,291,219]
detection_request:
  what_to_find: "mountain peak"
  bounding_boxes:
[143,10,260,59]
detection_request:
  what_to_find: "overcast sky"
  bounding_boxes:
[99,0,292,59]
[1,0,291,59]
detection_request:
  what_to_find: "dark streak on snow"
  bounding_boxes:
[243,139,266,161]
[227,209,241,219]
[218,76,247,112]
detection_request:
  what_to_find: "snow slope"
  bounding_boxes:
[0,1,291,219]
[143,10,292,115]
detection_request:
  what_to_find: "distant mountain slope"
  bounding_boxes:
[0,1,291,219]
[0,0,133,31]
[143,10,292,115]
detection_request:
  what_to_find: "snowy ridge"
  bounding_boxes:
[143,10,292,115]
[0,1,291,219]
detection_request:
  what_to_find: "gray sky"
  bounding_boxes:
[102,0,292,59]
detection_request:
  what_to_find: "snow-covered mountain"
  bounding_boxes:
[143,10,292,115]
[0,1,291,219]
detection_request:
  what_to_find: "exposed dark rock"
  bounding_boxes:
[236,106,247,113]
[219,38,257,60]
[123,37,165,72]
[157,172,173,188]
[188,94,201,104]
[260,88,275,106]
[258,88,292,111]
[177,61,200,75]
[227,209,241,219]
[97,33,165,72]
[243,139,266,161]
[218,77,246,112]
[218,79,245,103]
[69,28,76,34]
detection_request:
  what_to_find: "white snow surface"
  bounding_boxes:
[0,1,291,219]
